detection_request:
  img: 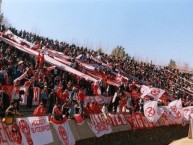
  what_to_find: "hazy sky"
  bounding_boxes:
[1,0,193,68]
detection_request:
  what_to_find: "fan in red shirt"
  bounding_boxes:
[56,83,63,100]
[38,69,45,80]
[33,102,46,116]
[89,101,102,114]
[39,53,44,68]
[83,103,92,117]
[27,66,35,78]
[120,95,127,113]
[35,52,41,69]
[60,89,69,103]
[77,88,85,116]
[92,82,100,96]
[52,101,63,121]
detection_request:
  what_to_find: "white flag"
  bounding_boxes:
[183,106,193,121]
[148,87,165,100]
[168,99,184,123]
[144,101,163,122]
[140,85,151,98]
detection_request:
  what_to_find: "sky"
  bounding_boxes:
[1,0,193,68]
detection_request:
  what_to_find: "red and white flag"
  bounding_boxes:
[2,123,22,145]
[33,87,40,105]
[144,101,163,122]
[50,118,75,145]
[168,99,184,123]
[93,82,101,96]
[87,122,112,138]
[0,123,8,145]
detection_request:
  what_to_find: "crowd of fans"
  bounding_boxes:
[0,24,193,121]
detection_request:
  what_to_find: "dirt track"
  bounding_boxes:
[170,137,193,145]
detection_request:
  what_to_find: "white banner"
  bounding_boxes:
[87,122,112,138]
[144,101,163,122]
[140,85,151,98]
[50,118,75,145]
[16,116,53,145]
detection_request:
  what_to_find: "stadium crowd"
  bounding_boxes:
[0,24,193,121]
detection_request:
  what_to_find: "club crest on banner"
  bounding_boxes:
[145,107,155,117]
[151,89,160,96]
[18,120,33,145]
[58,126,69,145]
[171,106,181,119]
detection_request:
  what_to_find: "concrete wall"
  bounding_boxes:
[76,125,189,145]
[47,119,189,145]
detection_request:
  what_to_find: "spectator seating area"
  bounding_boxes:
[0,24,193,119]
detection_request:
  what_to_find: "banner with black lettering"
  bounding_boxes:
[50,118,75,145]
[16,116,53,145]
